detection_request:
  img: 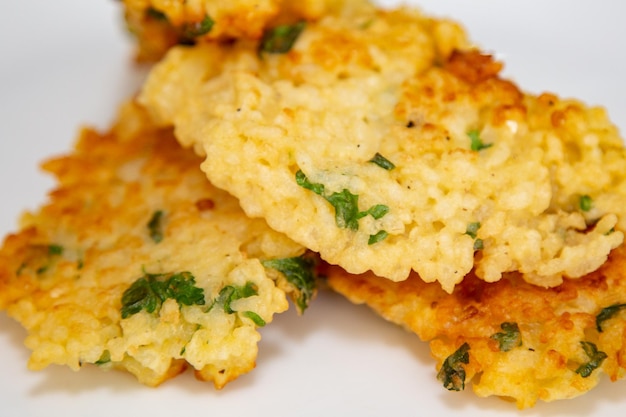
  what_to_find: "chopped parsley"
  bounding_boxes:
[146,7,168,21]
[214,282,266,326]
[48,244,64,256]
[262,255,317,313]
[575,341,607,378]
[183,14,214,38]
[595,303,626,332]
[437,342,470,391]
[295,170,390,231]
[465,222,483,250]
[147,210,165,243]
[368,230,388,245]
[95,350,111,366]
[120,271,205,319]
[260,21,305,53]
[468,130,492,151]
[369,153,396,170]
[579,194,593,212]
[490,322,522,352]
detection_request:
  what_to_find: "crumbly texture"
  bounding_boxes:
[326,243,626,408]
[0,100,310,388]
[122,0,353,61]
[139,2,625,293]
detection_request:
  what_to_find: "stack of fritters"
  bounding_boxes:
[1,0,626,409]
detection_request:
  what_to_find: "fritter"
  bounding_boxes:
[0,100,316,388]
[138,1,625,293]
[325,243,626,408]
[122,0,352,61]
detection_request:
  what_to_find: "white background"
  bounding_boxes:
[1,1,625,416]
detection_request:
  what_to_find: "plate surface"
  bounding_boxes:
[1,1,625,416]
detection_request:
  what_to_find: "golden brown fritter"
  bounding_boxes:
[138,0,625,293]
[326,243,626,408]
[0,100,316,388]
[122,0,359,61]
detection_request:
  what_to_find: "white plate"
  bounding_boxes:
[1,1,625,416]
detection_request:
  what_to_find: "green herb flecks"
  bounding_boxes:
[146,7,168,21]
[368,230,388,245]
[596,303,626,332]
[295,170,390,231]
[147,210,165,243]
[369,153,396,170]
[579,194,593,212]
[465,222,483,250]
[183,14,214,38]
[120,271,205,319]
[490,322,522,352]
[260,21,305,54]
[575,341,607,378]
[48,244,64,256]
[215,282,266,326]
[468,130,492,151]
[95,350,111,366]
[437,342,470,391]
[262,255,317,314]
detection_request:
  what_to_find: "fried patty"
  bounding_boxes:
[326,243,626,408]
[138,0,625,293]
[0,100,315,388]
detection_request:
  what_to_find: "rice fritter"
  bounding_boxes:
[0,100,316,388]
[139,1,626,293]
[326,243,626,408]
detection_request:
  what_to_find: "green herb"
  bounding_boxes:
[596,303,626,332]
[120,271,205,319]
[575,341,607,378]
[465,222,484,250]
[490,322,522,352]
[368,230,388,245]
[579,195,593,212]
[369,153,396,170]
[260,21,305,53]
[437,342,470,391]
[48,244,64,255]
[214,282,266,326]
[183,14,214,38]
[262,255,317,313]
[468,130,492,151]
[95,350,111,366]
[295,170,390,231]
[146,7,168,21]
[217,282,258,314]
[147,210,165,243]
[242,311,266,327]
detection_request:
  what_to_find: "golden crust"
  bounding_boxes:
[325,243,626,408]
[122,0,360,61]
[0,100,308,388]
[139,2,625,292]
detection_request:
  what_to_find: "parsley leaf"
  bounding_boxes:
[468,130,492,151]
[147,210,165,243]
[437,342,470,391]
[48,244,64,255]
[215,282,266,326]
[295,170,390,231]
[368,230,388,245]
[490,322,522,352]
[183,14,214,38]
[262,255,317,313]
[575,341,607,378]
[260,21,305,54]
[369,153,396,170]
[596,303,626,332]
[120,271,205,319]
[465,222,484,251]
[579,195,593,212]
[95,350,111,366]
